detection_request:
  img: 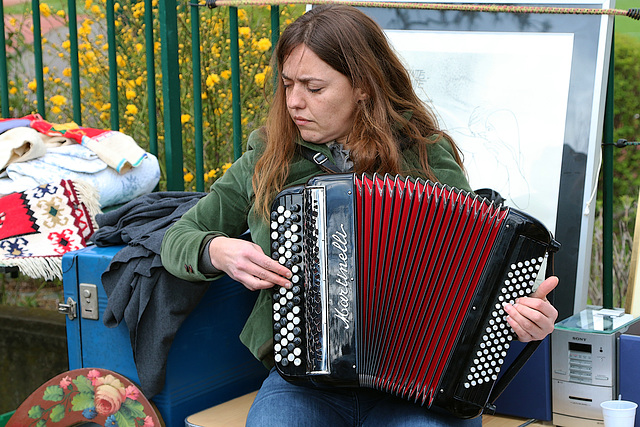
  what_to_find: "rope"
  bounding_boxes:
[202,0,640,20]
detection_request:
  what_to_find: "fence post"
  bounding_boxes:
[31,0,46,118]
[67,0,82,125]
[159,0,185,190]
[229,7,241,161]
[144,0,158,158]
[106,0,119,130]
[191,2,204,192]
[602,36,615,310]
[0,1,9,117]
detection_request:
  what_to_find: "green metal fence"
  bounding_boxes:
[1,0,637,309]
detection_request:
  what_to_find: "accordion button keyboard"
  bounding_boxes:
[271,191,307,376]
[462,255,544,391]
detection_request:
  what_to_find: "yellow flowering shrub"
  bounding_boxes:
[1,1,304,190]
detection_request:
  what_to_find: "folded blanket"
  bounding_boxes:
[0,144,160,208]
[91,191,208,397]
[30,118,147,174]
[0,127,47,170]
[0,179,100,280]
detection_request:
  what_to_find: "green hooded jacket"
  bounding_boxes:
[160,128,472,368]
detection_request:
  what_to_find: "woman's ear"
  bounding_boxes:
[355,88,369,102]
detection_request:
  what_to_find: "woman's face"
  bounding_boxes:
[282,44,366,145]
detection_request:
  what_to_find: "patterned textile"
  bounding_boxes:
[0,179,100,280]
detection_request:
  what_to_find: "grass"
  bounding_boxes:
[615,0,640,39]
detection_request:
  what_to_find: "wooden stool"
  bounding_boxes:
[182,390,552,427]
[185,391,258,427]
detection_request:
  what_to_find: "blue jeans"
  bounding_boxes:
[246,368,484,426]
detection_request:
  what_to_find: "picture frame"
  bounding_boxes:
[362,0,615,319]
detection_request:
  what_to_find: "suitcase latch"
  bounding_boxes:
[79,283,99,320]
[58,297,77,321]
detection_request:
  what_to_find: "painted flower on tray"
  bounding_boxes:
[87,369,102,385]
[59,375,72,389]
[105,414,118,426]
[125,385,140,401]
[82,407,98,419]
[94,374,127,415]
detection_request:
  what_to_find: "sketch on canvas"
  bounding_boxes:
[385,30,574,232]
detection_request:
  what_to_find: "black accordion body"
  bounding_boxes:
[269,173,559,418]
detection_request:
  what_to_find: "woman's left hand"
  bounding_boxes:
[504,276,559,342]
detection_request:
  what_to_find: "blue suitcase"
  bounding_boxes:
[61,245,268,427]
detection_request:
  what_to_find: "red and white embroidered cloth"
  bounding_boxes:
[0,179,100,280]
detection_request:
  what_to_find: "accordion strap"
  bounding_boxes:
[299,146,347,174]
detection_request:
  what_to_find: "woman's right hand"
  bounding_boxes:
[208,236,292,291]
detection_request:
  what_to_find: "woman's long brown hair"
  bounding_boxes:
[252,5,465,218]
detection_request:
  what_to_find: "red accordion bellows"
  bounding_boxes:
[355,174,507,405]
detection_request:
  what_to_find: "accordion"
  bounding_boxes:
[269,173,559,418]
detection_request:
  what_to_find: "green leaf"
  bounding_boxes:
[28,405,44,419]
[50,404,66,423]
[114,410,136,427]
[73,375,94,394]
[42,386,64,402]
[71,392,95,411]
[122,399,146,419]
[36,420,47,427]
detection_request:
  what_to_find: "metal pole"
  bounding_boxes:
[230,6,242,160]
[602,36,615,310]
[159,0,184,190]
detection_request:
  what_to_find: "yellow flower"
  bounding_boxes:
[50,95,67,106]
[43,66,50,74]
[181,114,191,124]
[220,70,231,80]
[238,26,251,38]
[116,55,126,68]
[256,37,271,52]
[184,172,194,182]
[91,5,101,13]
[56,10,65,17]
[63,68,72,77]
[237,9,247,21]
[28,80,37,91]
[62,40,71,50]
[79,25,91,37]
[39,3,51,17]
[9,87,18,95]
[52,106,61,114]
[254,72,265,86]
[126,104,138,115]
[205,73,220,88]
[135,43,143,52]
[126,89,136,100]
[221,162,232,174]
[85,0,93,8]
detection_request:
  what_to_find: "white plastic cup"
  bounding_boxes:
[600,400,638,427]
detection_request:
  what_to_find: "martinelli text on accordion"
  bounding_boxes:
[269,173,560,418]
